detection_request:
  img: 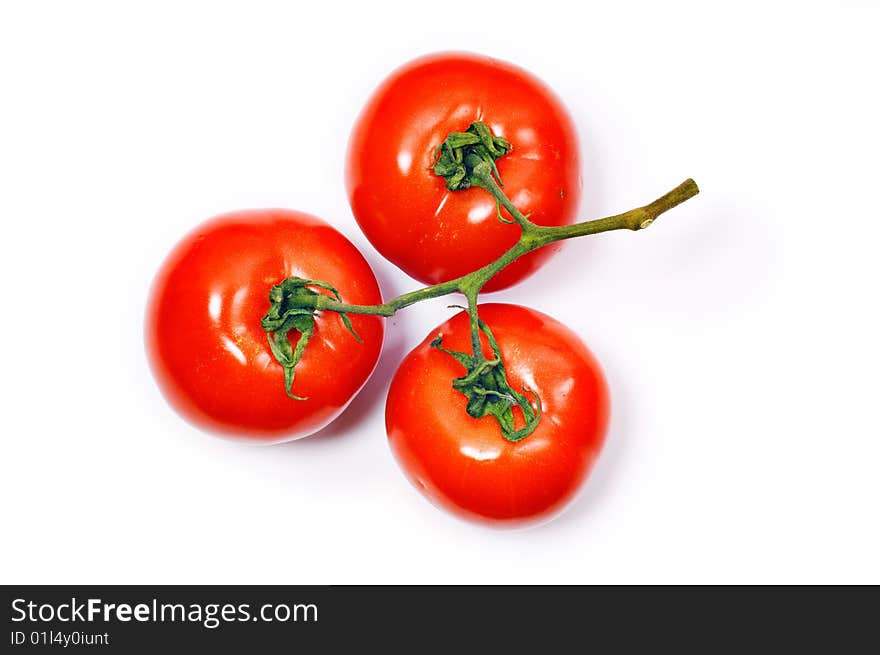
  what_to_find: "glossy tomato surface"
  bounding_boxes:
[146,210,384,442]
[347,52,581,292]
[386,304,609,527]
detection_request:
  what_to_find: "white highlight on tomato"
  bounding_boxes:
[433,193,450,218]
[221,336,246,365]
[231,286,249,316]
[467,202,494,224]
[397,151,412,175]
[515,127,537,147]
[460,444,501,462]
[208,291,222,321]
[511,189,532,208]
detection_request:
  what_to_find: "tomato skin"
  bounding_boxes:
[386,304,609,527]
[146,209,384,443]
[346,52,581,292]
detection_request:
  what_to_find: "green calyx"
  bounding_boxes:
[260,277,362,399]
[432,121,511,192]
[431,318,541,443]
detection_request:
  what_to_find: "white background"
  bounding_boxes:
[1,1,878,584]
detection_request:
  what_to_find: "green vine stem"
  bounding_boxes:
[309,177,700,316]
[262,121,700,440]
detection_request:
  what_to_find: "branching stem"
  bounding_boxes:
[264,120,699,441]
[313,178,700,319]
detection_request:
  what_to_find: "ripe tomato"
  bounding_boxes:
[146,209,384,442]
[346,52,581,292]
[386,304,609,526]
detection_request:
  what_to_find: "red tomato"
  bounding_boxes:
[146,209,384,442]
[386,304,609,526]
[346,52,581,292]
